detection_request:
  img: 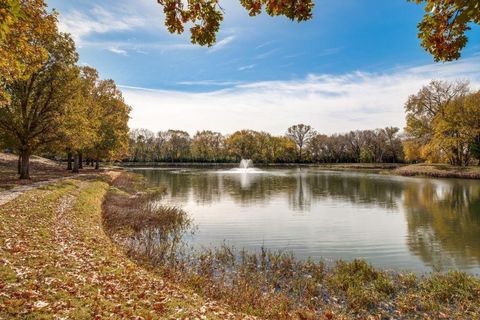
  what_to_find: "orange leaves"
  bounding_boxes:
[240,0,263,16]
[240,0,315,20]
[411,0,477,61]
[157,0,314,46]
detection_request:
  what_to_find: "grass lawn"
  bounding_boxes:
[0,175,246,319]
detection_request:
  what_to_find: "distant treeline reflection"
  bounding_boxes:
[135,169,480,269]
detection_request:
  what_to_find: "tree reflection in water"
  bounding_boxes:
[132,168,480,271]
[403,180,480,270]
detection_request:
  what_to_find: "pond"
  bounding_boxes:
[131,167,480,274]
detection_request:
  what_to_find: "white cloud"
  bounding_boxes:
[108,47,128,56]
[255,49,277,60]
[238,64,255,71]
[176,80,243,86]
[58,5,145,45]
[255,40,275,50]
[209,36,235,52]
[122,57,480,135]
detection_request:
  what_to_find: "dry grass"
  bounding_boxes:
[103,173,192,267]
[394,163,480,179]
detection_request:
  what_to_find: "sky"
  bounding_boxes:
[49,0,480,135]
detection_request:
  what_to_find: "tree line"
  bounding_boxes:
[127,126,404,164]
[0,1,131,179]
[128,79,480,166]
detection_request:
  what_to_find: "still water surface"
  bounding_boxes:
[132,168,480,274]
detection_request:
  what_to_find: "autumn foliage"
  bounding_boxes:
[404,80,480,166]
[0,0,130,179]
[155,0,479,61]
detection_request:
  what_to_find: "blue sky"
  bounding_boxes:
[50,0,480,134]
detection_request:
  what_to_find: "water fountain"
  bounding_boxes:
[226,159,263,174]
[217,159,265,175]
[239,159,253,170]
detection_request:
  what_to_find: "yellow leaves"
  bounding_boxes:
[403,81,479,165]
[0,0,56,81]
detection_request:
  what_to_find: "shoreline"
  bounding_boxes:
[120,162,480,180]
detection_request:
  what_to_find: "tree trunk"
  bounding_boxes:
[95,157,99,170]
[19,151,30,180]
[17,154,22,175]
[79,152,83,169]
[67,152,73,170]
[73,153,79,173]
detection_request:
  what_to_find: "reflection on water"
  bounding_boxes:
[132,168,480,274]
[403,181,480,271]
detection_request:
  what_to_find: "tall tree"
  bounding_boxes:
[59,66,100,173]
[404,80,469,163]
[0,32,79,179]
[382,127,403,163]
[286,124,315,162]
[308,133,329,163]
[129,128,156,162]
[192,130,224,162]
[430,91,480,166]
[91,80,131,169]
[165,130,191,162]
[225,130,257,160]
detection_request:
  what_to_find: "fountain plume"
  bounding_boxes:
[239,159,253,169]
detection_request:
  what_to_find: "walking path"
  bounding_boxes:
[0,178,65,206]
[0,175,92,206]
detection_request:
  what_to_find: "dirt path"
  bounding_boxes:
[0,177,67,206]
[0,173,101,207]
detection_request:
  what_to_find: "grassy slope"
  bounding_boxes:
[0,177,246,319]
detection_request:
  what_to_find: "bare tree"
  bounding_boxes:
[286,124,316,162]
